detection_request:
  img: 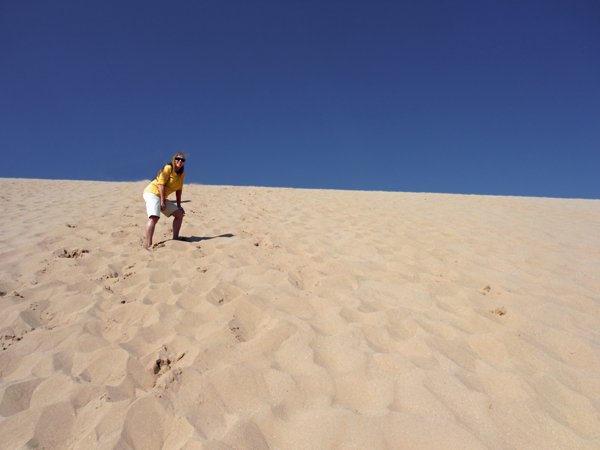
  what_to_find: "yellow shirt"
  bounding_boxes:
[143,164,185,199]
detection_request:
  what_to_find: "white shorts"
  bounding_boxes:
[143,193,179,218]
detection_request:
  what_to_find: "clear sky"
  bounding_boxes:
[1,1,599,198]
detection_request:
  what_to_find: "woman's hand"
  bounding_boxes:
[160,200,166,211]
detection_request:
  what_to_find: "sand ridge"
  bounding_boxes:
[0,178,599,449]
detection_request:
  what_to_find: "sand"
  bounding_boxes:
[0,177,599,450]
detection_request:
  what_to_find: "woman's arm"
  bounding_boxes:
[158,184,166,211]
[176,190,185,214]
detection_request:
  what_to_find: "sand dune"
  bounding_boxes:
[1,178,599,449]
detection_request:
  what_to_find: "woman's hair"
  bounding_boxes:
[156,151,186,179]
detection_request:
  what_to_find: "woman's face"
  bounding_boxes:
[174,155,185,171]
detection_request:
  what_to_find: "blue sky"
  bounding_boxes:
[1,1,599,198]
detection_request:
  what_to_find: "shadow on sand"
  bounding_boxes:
[179,233,234,243]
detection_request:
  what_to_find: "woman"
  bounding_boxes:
[143,152,187,246]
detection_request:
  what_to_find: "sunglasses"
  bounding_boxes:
[175,157,185,162]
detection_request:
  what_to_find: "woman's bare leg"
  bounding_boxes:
[172,209,184,240]
[145,216,159,246]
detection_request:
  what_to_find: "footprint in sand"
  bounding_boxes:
[206,282,244,306]
[1,333,25,351]
[288,267,321,290]
[153,356,171,376]
[226,299,274,344]
[489,307,507,316]
[56,249,89,258]
[98,271,119,281]
[0,378,44,416]
[253,235,280,249]
[228,320,245,342]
